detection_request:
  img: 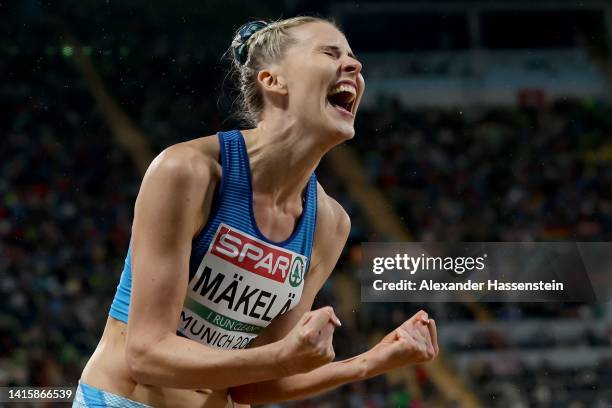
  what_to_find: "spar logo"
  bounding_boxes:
[289,257,304,287]
[211,224,307,285]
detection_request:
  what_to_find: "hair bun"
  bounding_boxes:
[231,20,269,65]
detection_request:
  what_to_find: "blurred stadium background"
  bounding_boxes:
[3,0,612,406]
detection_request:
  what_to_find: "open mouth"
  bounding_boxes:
[327,83,357,116]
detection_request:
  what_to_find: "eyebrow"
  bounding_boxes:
[319,44,357,59]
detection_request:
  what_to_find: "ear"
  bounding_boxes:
[257,69,288,96]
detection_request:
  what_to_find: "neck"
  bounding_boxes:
[241,119,332,205]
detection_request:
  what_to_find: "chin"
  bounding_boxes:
[340,126,356,140]
[329,123,355,142]
[311,113,356,144]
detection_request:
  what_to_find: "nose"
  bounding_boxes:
[342,55,362,75]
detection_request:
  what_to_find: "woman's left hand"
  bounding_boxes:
[363,310,439,377]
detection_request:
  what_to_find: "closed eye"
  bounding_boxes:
[319,46,341,59]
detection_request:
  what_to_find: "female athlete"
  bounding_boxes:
[74,16,439,408]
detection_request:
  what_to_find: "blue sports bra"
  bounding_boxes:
[109,130,318,349]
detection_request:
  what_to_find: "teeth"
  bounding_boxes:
[328,84,357,101]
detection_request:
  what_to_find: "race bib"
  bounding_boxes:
[178,224,307,349]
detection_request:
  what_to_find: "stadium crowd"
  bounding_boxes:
[2,47,139,389]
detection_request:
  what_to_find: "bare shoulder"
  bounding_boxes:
[144,134,222,185]
[134,134,223,237]
[314,182,351,246]
[299,182,350,289]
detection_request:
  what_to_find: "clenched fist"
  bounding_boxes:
[366,310,439,377]
[277,306,341,375]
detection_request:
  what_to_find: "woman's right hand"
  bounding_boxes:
[277,306,341,375]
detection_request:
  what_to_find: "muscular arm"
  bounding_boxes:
[229,188,439,404]
[231,355,371,404]
[125,143,293,390]
[230,185,371,403]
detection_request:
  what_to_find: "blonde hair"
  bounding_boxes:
[230,16,338,126]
